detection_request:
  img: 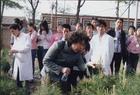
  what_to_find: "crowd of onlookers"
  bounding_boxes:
[8,17,140,95]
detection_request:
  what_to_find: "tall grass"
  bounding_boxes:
[0,75,26,95]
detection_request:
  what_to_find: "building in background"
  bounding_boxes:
[42,13,140,32]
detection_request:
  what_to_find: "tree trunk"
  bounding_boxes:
[134,1,139,28]
[32,9,35,25]
[127,0,131,28]
[0,0,2,74]
[116,0,120,17]
[76,0,81,23]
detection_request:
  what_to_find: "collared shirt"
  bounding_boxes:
[127,35,140,54]
[114,29,121,53]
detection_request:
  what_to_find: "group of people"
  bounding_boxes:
[9,17,140,95]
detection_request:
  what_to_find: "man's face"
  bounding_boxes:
[97,25,106,35]
[10,29,19,37]
[71,42,85,54]
[62,28,70,38]
[115,19,123,30]
[85,26,93,38]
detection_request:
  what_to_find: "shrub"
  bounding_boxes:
[32,83,61,95]
[0,48,10,73]
[0,75,26,95]
[73,76,118,95]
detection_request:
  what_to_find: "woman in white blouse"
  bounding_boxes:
[37,20,52,72]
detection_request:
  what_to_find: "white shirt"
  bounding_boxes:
[86,33,114,75]
[37,30,52,49]
[12,32,33,81]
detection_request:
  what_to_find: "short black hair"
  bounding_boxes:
[67,32,90,48]
[86,23,94,29]
[96,19,107,27]
[116,18,123,23]
[62,24,71,31]
[29,22,36,30]
[9,24,20,30]
[128,25,135,31]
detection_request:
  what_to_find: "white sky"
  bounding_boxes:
[3,0,140,19]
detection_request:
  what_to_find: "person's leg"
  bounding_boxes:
[16,68,23,87]
[126,52,132,74]
[37,46,43,71]
[110,54,115,75]
[114,53,122,74]
[31,49,37,76]
[131,53,139,72]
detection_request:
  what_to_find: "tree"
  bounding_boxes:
[76,0,86,23]
[115,0,134,17]
[27,0,39,25]
[0,0,22,75]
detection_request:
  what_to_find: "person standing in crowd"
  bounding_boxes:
[50,24,63,45]
[28,22,37,77]
[75,23,83,32]
[127,25,136,37]
[40,23,71,84]
[37,20,52,72]
[61,24,71,41]
[9,24,33,87]
[107,18,127,75]
[20,19,28,33]
[43,32,89,94]
[127,26,140,74]
[91,17,98,35]
[86,20,114,76]
[9,18,25,76]
[85,23,94,40]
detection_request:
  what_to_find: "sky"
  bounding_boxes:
[3,0,140,19]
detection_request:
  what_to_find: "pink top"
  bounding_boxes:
[29,31,37,49]
[127,35,140,54]
[50,32,63,46]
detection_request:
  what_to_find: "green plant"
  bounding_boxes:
[32,83,61,95]
[0,75,26,95]
[73,76,118,95]
[0,48,10,73]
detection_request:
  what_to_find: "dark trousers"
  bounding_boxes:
[37,46,48,71]
[110,53,122,74]
[60,72,77,95]
[16,68,23,87]
[31,49,37,76]
[127,52,139,73]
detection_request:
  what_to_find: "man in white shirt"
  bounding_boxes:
[86,20,114,76]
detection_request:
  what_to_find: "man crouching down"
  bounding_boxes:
[43,32,90,95]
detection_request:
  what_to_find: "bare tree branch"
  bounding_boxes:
[80,0,85,8]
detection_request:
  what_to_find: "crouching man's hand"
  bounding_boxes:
[61,67,71,76]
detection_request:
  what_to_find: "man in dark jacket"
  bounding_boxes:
[43,32,89,95]
[107,18,127,75]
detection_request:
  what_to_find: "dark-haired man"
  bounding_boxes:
[107,18,127,75]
